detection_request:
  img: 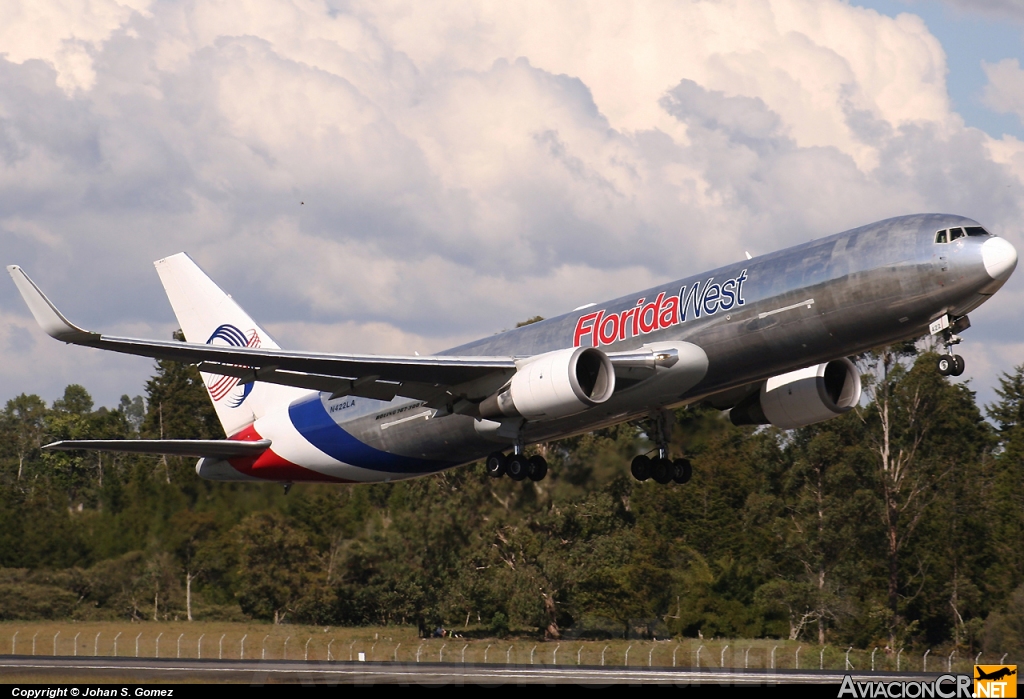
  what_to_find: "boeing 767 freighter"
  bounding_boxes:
[7,213,1017,485]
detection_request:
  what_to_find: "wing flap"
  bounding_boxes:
[43,439,272,458]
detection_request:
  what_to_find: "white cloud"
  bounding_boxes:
[0,0,1022,410]
[982,58,1024,126]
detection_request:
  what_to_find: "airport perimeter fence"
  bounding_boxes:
[1,624,1016,672]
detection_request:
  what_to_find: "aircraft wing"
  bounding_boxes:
[8,265,519,405]
[43,439,272,458]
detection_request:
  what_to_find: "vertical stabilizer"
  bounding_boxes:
[154,253,308,436]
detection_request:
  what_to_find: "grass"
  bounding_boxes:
[0,621,1005,673]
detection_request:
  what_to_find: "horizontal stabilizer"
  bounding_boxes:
[43,439,271,458]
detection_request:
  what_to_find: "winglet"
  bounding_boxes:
[6,265,100,343]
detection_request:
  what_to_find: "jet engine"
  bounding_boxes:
[479,347,615,420]
[730,358,861,430]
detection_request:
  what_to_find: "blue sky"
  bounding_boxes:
[857,0,1024,138]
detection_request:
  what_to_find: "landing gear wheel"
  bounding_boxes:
[506,454,530,481]
[486,451,507,478]
[672,458,692,484]
[630,455,652,481]
[528,455,548,481]
[937,354,954,377]
[951,355,966,377]
[652,457,673,484]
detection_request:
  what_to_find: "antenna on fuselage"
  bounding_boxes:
[745,251,752,260]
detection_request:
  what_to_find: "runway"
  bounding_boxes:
[0,655,953,685]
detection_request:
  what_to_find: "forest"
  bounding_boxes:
[1,340,1023,657]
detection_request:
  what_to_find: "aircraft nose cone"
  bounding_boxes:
[982,236,1018,281]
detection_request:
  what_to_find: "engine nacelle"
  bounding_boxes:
[730,358,861,430]
[479,347,615,420]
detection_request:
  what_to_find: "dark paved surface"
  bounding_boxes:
[0,655,954,685]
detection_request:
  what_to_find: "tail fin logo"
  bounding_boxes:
[204,324,262,408]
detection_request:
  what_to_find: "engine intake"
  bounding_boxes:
[730,358,861,430]
[479,347,615,420]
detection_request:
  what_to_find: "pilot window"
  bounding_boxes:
[935,226,989,243]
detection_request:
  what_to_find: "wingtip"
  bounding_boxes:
[7,265,98,343]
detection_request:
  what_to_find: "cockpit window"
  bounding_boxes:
[935,226,990,243]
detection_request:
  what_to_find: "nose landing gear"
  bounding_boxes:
[934,316,968,377]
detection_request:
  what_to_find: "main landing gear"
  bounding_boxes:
[630,409,693,485]
[486,450,548,482]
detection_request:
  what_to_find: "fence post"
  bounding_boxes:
[975,652,982,665]
[461,644,468,664]
[53,632,59,656]
[624,644,632,667]
[747,647,752,669]
[1000,653,1008,664]
[553,643,560,665]
[283,637,290,660]
[239,634,246,660]
[947,650,955,672]
[820,646,825,670]
[393,643,399,662]
[113,632,121,657]
[923,649,930,671]
[845,647,853,670]
[771,646,778,669]
[351,640,357,661]
[696,644,703,668]
[135,633,142,658]
[305,638,312,661]
[416,643,423,662]
[177,633,183,659]
[897,648,903,671]
[262,635,269,660]
[578,646,584,665]
[155,633,162,659]
[94,632,101,657]
[650,645,655,667]
[601,645,609,666]
[722,645,729,669]
[872,647,878,671]
[11,631,17,655]
[74,632,80,658]
[328,639,335,661]
[483,644,491,663]
[530,645,537,664]
[198,634,205,660]
[369,642,377,661]
[32,632,38,656]
[507,645,513,664]
[795,645,800,670]
[219,634,225,660]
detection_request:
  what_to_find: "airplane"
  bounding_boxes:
[6,213,1018,486]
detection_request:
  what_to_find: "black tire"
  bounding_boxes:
[486,452,507,478]
[528,455,548,481]
[672,458,692,484]
[652,457,673,484]
[630,455,651,481]
[937,354,954,376]
[506,454,530,481]
[951,355,965,377]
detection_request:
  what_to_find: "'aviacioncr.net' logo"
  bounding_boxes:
[975,665,1017,698]
[204,324,261,408]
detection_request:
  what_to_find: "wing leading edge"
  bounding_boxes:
[7,265,518,406]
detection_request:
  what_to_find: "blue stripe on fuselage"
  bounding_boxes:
[289,395,454,474]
